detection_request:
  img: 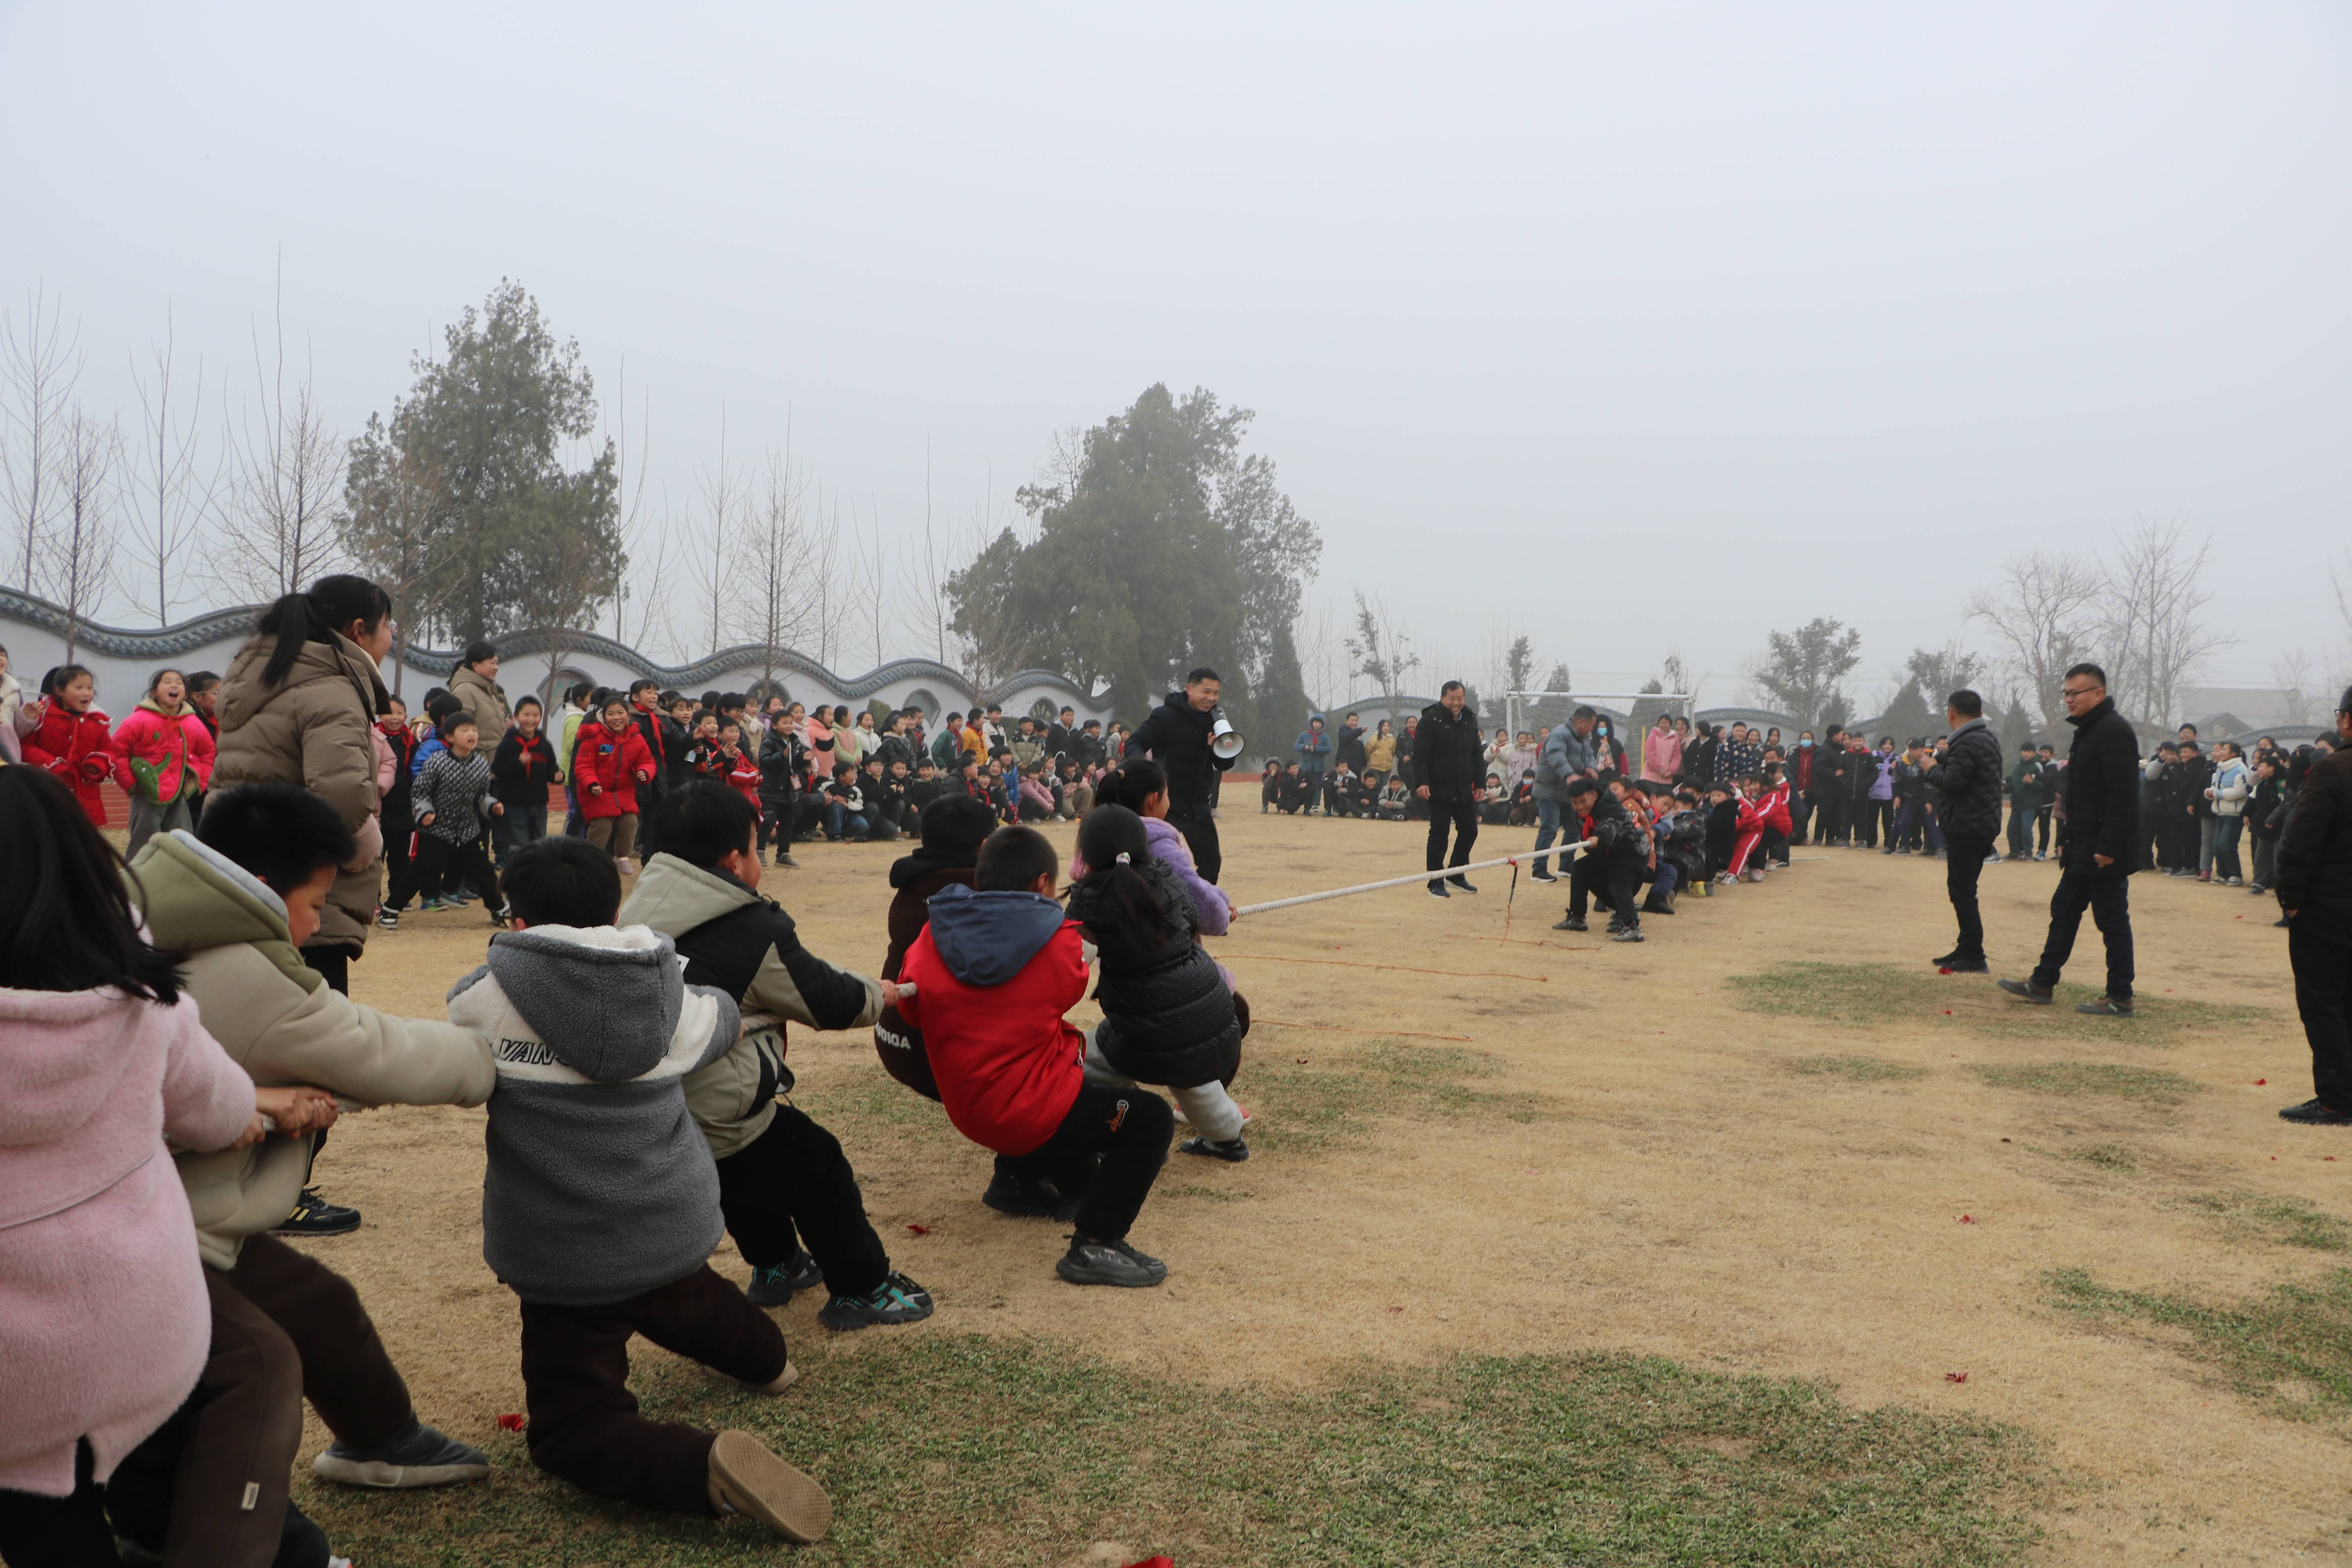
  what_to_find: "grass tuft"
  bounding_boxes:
[298,1334,2047,1566]
[1970,1062,2199,1103]
[2048,1267,2352,1425]
[2067,1143,2137,1173]
[1782,1054,1928,1083]
[2188,1193,2352,1252]
[1730,962,2265,1044]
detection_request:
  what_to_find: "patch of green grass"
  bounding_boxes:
[1242,1040,1542,1154]
[1730,962,2265,1044]
[299,1335,2047,1566]
[1782,1054,1928,1083]
[1969,1062,2200,1103]
[2049,1267,2352,1425]
[2066,1143,2137,1173]
[2188,1192,2352,1252]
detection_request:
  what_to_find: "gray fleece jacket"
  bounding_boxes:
[450,923,739,1306]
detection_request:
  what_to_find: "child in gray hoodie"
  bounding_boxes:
[451,836,832,1544]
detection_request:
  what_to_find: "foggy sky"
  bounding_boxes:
[3,2,2347,707]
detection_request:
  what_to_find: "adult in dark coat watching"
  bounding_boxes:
[2000,664,2141,1016]
[1416,681,1487,897]
[1123,667,1237,883]
[2275,689,2352,1124]
[1810,725,1849,845]
[1924,690,2004,972]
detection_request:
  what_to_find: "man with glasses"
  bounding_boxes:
[1999,664,2141,1016]
[2274,689,2352,1124]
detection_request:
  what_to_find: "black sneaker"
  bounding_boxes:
[375,909,399,930]
[1995,978,2054,1005]
[1056,1235,1167,1288]
[747,1250,824,1306]
[1529,869,1558,883]
[1552,914,1587,932]
[1942,956,1989,973]
[2075,996,2135,1018]
[1448,877,1478,894]
[885,1270,934,1309]
[1426,880,1450,898]
[311,1422,488,1489]
[1930,950,1962,967]
[1610,926,1644,943]
[982,1169,1063,1218]
[2279,1099,2352,1126]
[1180,1134,1249,1162]
[274,1188,361,1237]
[817,1276,935,1330]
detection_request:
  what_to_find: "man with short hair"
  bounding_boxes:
[1126,668,1239,882]
[1530,705,1599,882]
[1810,725,1849,845]
[2005,740,2049,862]
[1925,690,2004,971]
[2276,689,2352,1123]
[1417,681,1487,897]
[2000,664,2140,1016]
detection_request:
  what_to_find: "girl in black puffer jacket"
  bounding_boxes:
[1063,805,1250,1163]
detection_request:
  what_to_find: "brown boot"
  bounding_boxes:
[707,1430,831,1542]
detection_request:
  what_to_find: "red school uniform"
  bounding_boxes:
[25,701,115,825]
[570,719,656,820]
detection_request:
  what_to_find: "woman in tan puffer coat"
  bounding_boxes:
[447,641,509,742]
[208,576,395,982]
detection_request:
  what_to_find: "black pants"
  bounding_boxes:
[2031,869,2134,1000]
[1002,1084,1174,1242]
[2290,908,2352,1111]
[1810,792,1842,844]
[2036,806,2053,853]
[0,1441,120,1568]
[1568,853,1642,927]
[1169,809,1221,884]
[1856,798,1892,846]
[2006,803,2036,859]
[714,1105,889,1300]
[1424,796,1478,883]
[1945,835,1993,959]
[298,945,348,996]
[517,1264,784,1517]
[390,832,500,913]
[757,791,795,853]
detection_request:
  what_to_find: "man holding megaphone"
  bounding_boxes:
[1127,666,1241,882]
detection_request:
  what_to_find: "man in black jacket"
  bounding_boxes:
[2001,664,2141,1016]
[2277,690,2352,1124]
[1124,668,1238,882]
[1810,726,1848,846]
[1925,690,2004,971]
[1417,681,1487,897]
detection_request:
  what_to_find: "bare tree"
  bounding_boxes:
[1968,550,2103,734]
[123,304,216,625]
[688,405,747,659]
[1658,649,1699,709]
[805,488,845,670]
[44,408,119,662]
[735,444,814,703]
[848,495,902,671]
[214,277,346,601]
[0,282,83,593]
[1343,590,1420,707]
[2273,650,2319,729]
[2095,516,2230,733]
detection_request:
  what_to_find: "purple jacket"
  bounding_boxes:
[1068,814,1230,936]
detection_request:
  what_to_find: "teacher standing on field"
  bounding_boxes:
[1418,681,1487,898]
[1126,667,1238,883]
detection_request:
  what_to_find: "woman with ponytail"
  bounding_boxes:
[1064,804,1252,1163]
[209,575,395,989]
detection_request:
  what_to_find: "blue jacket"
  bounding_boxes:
[1294,725,1332,772]
[1535,725,1596,803]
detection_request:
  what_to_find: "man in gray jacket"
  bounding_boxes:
[1530,707,1601,882]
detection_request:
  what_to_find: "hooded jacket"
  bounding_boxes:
[210,631,390,950]
[451,925,738,1305]
[1067,857,1240,1089]
[1126,692,1238,817]
[1924,717,2003,842]
[2210,755,2252,818]
[874,848,979,1100]
[109,700,216,805]
[0,986,254,1498]
[1294,722,1332,772]
[128,830,494,1269]
[23,701,115,825]
[447,665,510,742]
[1415,701,1485,802]
[1535,724,1595,802]
[569,717,656,820]
[2058,697,2141,875]
[617,854,882,1158]
[894,885,1088,1156]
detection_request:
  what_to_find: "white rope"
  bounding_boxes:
[1235,840,1597,916]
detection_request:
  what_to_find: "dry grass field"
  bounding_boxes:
[226,810,2350,1565]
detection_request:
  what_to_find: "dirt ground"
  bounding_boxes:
[284,810,2346,1564]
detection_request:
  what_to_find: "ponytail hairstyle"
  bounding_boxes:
[255,573,392,688]
[454,640,498,678]
[1072,804,1167,948]
[1099,758,1168,814]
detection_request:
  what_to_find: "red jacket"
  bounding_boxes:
[569,719,655,820]
[109,701,215,806]
[717,746,761,808]
[1737,783,1793,837]
[24,702,114,825]
[895,901,1087,1157]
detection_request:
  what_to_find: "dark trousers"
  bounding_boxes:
[2031,870,2134,1000]
[757,791,795,853]
[383,810,416,898]
[564,786,588,837]
[1857,798,1893,846]
[517,1264,786,1516]
[227,1232,417,1451]
[2036,806,2053,853]
[1568,853,1642,927]
[1169,809,1221,884]
[2290,909,2352,1110]
[1002,1083,1174,1242]
[391,832,500,913]
[0,1441,120,1568]
[2006,803,2036,859]
[714,1105,889,1300]
[1945,835,1993,959]
[298,945,348,996]
[1424,796,1478,882]
[1809,792,1842,844]
[492,802,548,865]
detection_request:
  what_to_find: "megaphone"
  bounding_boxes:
[1210,707,1246,761]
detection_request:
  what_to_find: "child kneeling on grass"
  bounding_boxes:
[454,837,832,1543]
[1065,804,1251,1163]
[619,782,933,1328]
[896,825,1177,1287]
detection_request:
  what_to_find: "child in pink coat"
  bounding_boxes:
[0,765,301,1560]
[110,667,220,855]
